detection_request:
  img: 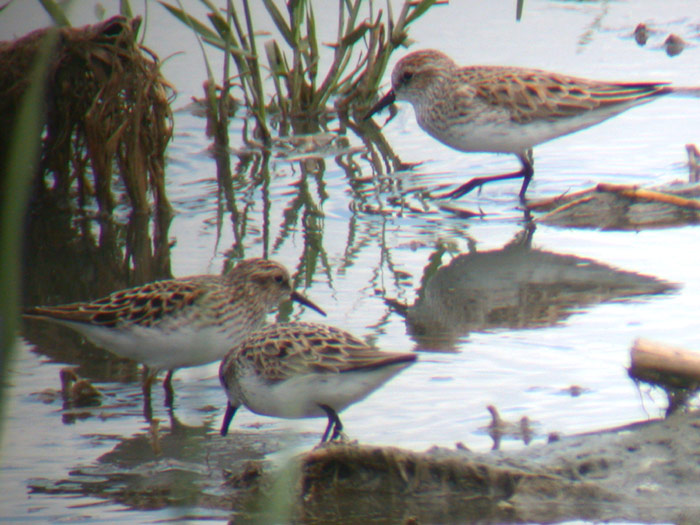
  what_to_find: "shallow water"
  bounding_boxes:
[3,0,700,522]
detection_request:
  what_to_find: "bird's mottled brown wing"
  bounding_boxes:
[461,66,671,123]
[25,278,209,327]
[236,322,416,382]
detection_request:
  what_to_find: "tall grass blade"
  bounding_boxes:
[404,0,438,26]
[262,0,294,48]
[306,4,318,60]
[159,2,222,43]
[339,21,370,48]
[207,14,254,58]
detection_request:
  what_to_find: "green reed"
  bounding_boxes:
[161,0,441,137]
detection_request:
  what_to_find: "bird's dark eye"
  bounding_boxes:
[274,275,285,284]
[401,71,413,84]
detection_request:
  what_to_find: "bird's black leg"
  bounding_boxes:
[163,370,175,408]
[220,402,238,437]
[319,404,343,443]
[436,149,535,201]
[517,150,535,203]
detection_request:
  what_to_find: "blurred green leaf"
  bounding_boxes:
[0,25,59,440]
[306,5,318,59]
[119,0,134,18]
[265,39,287,75]
[38,0,71,26]
[206,12,254,58]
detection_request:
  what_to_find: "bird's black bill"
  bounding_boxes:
[220,402,238,437]
[291,291,327,317]
[363,90,396,121]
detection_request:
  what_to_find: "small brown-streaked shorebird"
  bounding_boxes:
[219,322,417,443]
[25,258,325,419]
[366,49,700,201]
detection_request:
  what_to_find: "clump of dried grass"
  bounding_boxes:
[0,15,173,224]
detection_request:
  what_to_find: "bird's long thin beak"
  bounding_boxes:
[291,290,327,317]
[364,90,396,121]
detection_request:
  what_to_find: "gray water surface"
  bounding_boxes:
[3,0,700,522]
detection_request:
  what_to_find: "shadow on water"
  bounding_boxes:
[387,224,678,352]
[26,402,316,519]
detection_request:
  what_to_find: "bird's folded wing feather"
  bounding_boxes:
[25,279,208,327]
[461,66,670,123]
[240,323,416,381]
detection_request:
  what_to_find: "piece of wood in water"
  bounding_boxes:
[629,338,700,389]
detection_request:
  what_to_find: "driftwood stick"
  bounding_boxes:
[526,187,594,211]
[533,194,596,222]
[630,338,700,415]
[629,338,700,389]
[597,183,700,211]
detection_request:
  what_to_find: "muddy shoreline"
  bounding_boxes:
[145,408,700,523]
[298,410,700,523]
[27,400,700,522]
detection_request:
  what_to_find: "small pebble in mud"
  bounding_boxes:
[634,23,650,46]
[663,34,686,57]
[223,461,263,488]
[566,385,585,397]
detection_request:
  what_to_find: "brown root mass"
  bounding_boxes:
[0,15,173,224]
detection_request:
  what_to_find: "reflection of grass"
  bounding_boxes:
[6,2,175,431]
[17,3,175,292]
[164,2,437,290]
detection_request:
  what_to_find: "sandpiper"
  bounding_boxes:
[219,322,416,443]
[366,49,700,201]
[25,258,325,418]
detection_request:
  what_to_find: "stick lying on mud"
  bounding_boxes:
[629,338,700,414]
[596,183,700,211]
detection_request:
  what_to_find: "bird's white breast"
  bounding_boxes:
[235,363,413,419]
[54,318,241,370]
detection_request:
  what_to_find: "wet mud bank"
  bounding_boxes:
[297,410,700,523]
